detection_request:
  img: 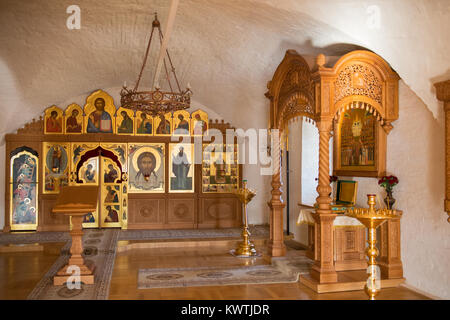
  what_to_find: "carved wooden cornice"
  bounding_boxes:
[312,50,400,127]
[334,63,382,105]
[208,119,235,134]
[16,117,44,135]
[266,49,315,130]
[435,80,450,103]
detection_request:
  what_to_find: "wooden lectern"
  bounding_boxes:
[52,185,98,285]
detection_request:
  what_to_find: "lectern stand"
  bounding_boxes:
[52,186,98,286]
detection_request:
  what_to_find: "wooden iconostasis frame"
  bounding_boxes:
[4,90,242,232]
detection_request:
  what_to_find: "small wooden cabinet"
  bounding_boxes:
[334,226,366,271]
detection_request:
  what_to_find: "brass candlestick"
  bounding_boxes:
[346,194,400,300]
[232,180,257,257]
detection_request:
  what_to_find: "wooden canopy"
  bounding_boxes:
[265,49,400,285]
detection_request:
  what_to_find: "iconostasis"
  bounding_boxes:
[4,90,242,232]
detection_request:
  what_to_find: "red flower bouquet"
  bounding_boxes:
[378,175,399,193]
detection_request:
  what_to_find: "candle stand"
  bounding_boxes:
[231,180,257,257]
[346,194,401,299]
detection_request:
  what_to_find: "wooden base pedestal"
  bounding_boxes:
[53,263,95,286]
[310,265,338,283]
[379,218,404,279]
[379,261,404,279]
[267,241,286,257]
[335,260,367,271]
[299,270,405,293]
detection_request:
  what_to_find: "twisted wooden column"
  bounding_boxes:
[267,130,286,257]
[310,119,338,283]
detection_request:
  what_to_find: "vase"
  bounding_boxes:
[384,190,396,209]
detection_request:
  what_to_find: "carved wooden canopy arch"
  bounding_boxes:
[313,50,400,133]
[266,50,315,132]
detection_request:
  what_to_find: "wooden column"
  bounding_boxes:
[54,214,95,285]
[434,79,450,223]
[267,130,286,257]
[379,216,403,278]
[310,119,338,283]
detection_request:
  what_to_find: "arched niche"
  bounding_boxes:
[315,50,399,130]
[265,49,315,257]
[266,49,316,131]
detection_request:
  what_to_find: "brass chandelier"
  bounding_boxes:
[120,12,192,117]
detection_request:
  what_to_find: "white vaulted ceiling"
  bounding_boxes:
[0,0,449,140]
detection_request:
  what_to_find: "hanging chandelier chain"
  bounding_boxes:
[157,25,174,92]
[166,51,182,93]
[163,57,174,92]
[157,27,182,92]
[134,25,156,92]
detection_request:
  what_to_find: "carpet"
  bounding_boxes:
[0,231,70,245]
[0,225,269,244]
[27,229,119,300]
[137,255,312,289]
[119,225,269,241]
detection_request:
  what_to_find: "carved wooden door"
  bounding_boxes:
[70,144,127,229]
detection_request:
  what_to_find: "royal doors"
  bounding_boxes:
[70,143,128,229]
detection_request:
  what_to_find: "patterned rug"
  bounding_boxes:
[119,225,269,241]
[137,255,311,289]
[27,229,119,300]
[0,231,70,244]
[0,225,269,244]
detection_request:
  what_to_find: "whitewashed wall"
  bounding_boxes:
[281,120,303,242]
[301,120,320,206]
